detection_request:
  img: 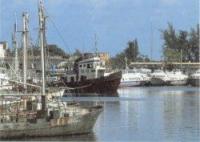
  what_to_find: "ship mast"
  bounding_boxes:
[12,15,19,78]
[22,12,29,92]
[39,0,46,110]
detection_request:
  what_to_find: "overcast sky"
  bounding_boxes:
[0,0,199,60]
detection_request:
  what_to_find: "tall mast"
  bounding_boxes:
[12,14,19,77]
[150,23,153,61]
[94,33,98,56]
[39,0,46,96]
[22,12,29,91]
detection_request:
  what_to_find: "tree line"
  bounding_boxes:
[7,44,69,58]
[110,39,150,69]
[162,24,199,62]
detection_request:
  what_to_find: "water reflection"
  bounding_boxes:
[94,86,199,142]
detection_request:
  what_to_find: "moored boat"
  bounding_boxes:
[49,56,122,95]
[188,69,200,87]
[150,69,170,86]
[0,1,103,139]
[166,70,188,86]
[0,97,102,139]
[120,69,145,87]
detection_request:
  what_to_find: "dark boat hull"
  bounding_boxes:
[188,78,200,87]
[49,71,122,95]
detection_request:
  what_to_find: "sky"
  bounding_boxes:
[0,0,199,60]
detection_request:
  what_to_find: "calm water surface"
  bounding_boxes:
[18,86,200,141]
[94,86,199,142]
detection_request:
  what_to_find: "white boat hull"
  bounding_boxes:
[169,79,187,86]
[120,81,144,87]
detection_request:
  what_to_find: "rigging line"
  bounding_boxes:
[43,8,71,54]
[48,17,71,54]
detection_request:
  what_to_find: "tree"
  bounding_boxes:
[110,52,126,69]
[188,25,199,62]
[162,23,199,62]
[110,38,150,69]
[125,39,139,62]
[73,49,82,57]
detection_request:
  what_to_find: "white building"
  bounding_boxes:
[0,42,7,59]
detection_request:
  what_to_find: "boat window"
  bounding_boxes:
[79,65,82,68]
[87,64,90,68]
[70,77,74,82]
[84,64,86,67]
[91,69,95,72]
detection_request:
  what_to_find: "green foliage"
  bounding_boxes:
[110,39,150,69]
[110,52,126,69]
[124,40,139,62]
[16,44,69,58]
[162,23,199,62]
[163,48,181,62]
[47,44,69,58]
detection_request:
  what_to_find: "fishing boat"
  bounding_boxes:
[188,69,200,87]
[0,1,102,139]
[49,56,122,95]
[0,94,102,139]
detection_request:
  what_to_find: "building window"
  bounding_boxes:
[87,64,90,68]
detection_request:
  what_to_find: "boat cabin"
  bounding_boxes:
[78,57,106,81]
[64,56,106,82]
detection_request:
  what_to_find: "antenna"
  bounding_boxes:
[150,23,153,61]
[13,13,19,78]
[94,33,98,56]
[14,12,17,32]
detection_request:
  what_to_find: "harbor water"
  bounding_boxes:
[15,86,200,141]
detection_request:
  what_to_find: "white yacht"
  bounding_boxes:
[150,69,170,86]
[166,70,188,86]
[120,69,146,87]
[138,68,152,85]
[188,69,200,87]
